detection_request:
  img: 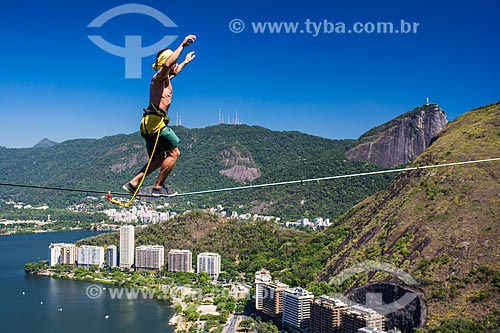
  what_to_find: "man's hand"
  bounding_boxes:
[184,51,196,63]
[182,35,197,47]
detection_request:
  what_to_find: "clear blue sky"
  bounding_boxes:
[0,0,499,148]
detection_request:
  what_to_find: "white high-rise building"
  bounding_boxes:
[282,287,315,331]
[49,243,76,266]
[255,269,272,310]
[136,245,165,270]
[77,245,105,268]
[119,225,135,269]
[106,245,118,268]
[197,252,221,279]
[167,249,193,272]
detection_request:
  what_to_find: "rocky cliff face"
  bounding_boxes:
[346,104,448,167]
[218,145,261,183]
[346,283,425,333]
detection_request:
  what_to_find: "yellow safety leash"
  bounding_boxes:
[107,129,161,208]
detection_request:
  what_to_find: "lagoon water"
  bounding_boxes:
[0,231,174,333]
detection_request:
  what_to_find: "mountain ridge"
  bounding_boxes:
[33,138,58,149]
[321,101,500,327]
[346,103,448,167]
[0,124,393,220]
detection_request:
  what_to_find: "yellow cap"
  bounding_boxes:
[152,49,174,71]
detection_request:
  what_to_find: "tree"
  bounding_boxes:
[24,260,48,273]
[183,304,199,322]
[239,319,254,332]
[199,272,210,287]
[306,281,335,296]
[255,320,279,333]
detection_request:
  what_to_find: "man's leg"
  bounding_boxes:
[128,154,164,187]
[153,147,180,189]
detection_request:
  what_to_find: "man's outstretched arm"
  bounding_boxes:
[157,35,196,80]
[169,51,196,79]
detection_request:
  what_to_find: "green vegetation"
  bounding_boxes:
[162,271,198,285]
[24,260,49,273]
[416,310,500,332]
[199,314,226,333]
[183,303,200,322]
[79,210,349,288]
[0,124,394,220]
[240,317,279,333]
[213,295,236,315]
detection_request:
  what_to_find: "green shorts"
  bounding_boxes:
[144,127,180,157]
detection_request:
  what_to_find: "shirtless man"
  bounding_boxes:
[122,34,196,196]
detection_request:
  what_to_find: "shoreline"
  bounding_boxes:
[0,228,115,237]
[30,270,182,330]
[27,269,239,333]
[0,228,85,237]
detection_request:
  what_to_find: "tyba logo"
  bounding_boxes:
[88,3,177,78]
[329,261,420,315]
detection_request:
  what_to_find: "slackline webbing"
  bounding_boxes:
[0,157,498,199]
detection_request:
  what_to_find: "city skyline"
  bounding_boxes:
[256,271,396,333]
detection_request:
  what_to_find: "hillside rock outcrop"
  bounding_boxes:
[218,145,261,183]
[346,103,448,167]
